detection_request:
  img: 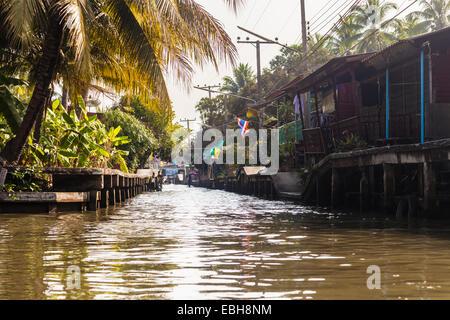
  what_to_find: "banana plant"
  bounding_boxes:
[23,98,130,172]
[0,71,26,134]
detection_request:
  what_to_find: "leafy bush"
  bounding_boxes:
[2,168,49,192]
[335,133,368,152]
[102,109,156,170]
[19,99,130,172]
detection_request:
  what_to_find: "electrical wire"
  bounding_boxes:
[340,0,418,56]
[309,0,355,35]
[242,0,258,26]
[252,0,272,29]
[276,1,300,37]
[308,0,339,27]
[268,0,364,94]
[200,0,419,130]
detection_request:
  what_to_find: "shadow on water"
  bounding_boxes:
[1,184,450,300]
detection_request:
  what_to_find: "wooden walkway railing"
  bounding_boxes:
[0,167,163,214]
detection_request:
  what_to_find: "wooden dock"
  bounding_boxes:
[192,138,450,218]
[301,138,450,216]
[0,167,163,214]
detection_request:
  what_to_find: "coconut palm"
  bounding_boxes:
[221,63,255,94]
[0,0,244,164]
[328,15,362,55]
[353,0,398,53]
[409,0,450,31]
[393,14,431,39]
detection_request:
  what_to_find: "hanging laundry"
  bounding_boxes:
[293,94,300,115]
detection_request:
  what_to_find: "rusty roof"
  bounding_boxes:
[280,53,374,93]
[363,26,450,69]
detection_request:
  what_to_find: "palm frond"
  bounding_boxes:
[1,0,48,48]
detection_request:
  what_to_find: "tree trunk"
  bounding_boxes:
[0,15,63,164]
[33,91,52,144]
[62,86,69,109]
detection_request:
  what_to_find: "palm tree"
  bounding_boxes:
[221,63,255,94]
[393,14,431,39]
[0,0,244,164]
[328,15,362,55]
[409,0,450,31]
[353,0,398,53]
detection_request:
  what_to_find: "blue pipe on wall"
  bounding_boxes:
[421,49,425,144]
[386,68,389,139]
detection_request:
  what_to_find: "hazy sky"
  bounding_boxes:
[166,0,418,131]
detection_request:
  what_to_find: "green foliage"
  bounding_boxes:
[195,97,225,129]
[335,133,368,153]
[14,98,130,172]
[102,109,156,171]
[0,71,26,134]
[296,166,311,184]
[118,96,177,161]
[221,63,255,94]
[2,168,49,192]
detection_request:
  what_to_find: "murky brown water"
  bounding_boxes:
[1,184,450,300]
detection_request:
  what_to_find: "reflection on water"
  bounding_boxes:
[1,184,450,299]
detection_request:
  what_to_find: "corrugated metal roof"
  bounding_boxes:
[363,26,450,68]
[279,53,374,93]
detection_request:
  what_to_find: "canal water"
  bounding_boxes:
[1,184,450,300]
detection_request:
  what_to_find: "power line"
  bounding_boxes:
[308,0,348,27]
[309,0,351,31]
[275,1,300,37]
[243,0,258,25]
[340,0,418,56]
[264,0,364,97]
[310,0,355,35]
[296,0,361,46]
[252,0,272,29]
[270,0,417,98]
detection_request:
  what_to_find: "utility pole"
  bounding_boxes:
[300,0,309,129]
[194,85,256,103]
[236,38,275,104]
[237,31,279,128]
[180,118,196,132]
[194,84,221,99]
[300,0,307,54]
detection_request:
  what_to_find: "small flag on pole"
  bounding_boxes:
[237,118,249,137]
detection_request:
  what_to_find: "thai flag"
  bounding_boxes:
[237,117,249,137]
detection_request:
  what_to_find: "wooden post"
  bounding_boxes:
[315,176,320,206]
[383,164,395,212]
[109,188,116,206]
[88,190,99,211]
[100,189,109,208]
[270,180,274,199]
[331,167,342,209]
[115,187,121,203]
[423,162,436,213]
[48,203,57,215]
[360,170,369,212]
[368,166,376,208]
